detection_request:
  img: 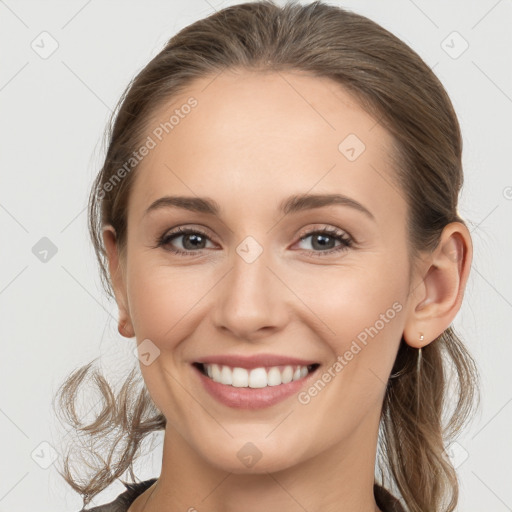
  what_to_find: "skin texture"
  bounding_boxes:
[102,70,472,512]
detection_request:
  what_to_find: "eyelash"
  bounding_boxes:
[155,225,354,258]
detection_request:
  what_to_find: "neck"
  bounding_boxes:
[137,408,383,512]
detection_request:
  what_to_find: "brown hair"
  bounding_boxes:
[53,2,480,510]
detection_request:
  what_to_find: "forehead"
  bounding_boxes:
[129,70,405,224]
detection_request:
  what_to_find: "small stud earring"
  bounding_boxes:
[419,333,424,341]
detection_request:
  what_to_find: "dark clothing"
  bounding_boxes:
[79,479,157,512]
[80,478,406,511]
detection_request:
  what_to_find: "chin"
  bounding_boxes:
[197,436,305,475]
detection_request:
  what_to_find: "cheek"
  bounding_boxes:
[126,261,208,421]
[294,270,406,422]
[127,249,408,354]
[127,263,201,343]
[290,258,407,374]
[298,257,405,319]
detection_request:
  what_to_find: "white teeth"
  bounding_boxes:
[248,367,267,388]
[281,365,293,384]
[211,364,221,382]
[220,365,232,385]
[232,367,248,387]
[267,367,282,386]
[201,363,314,388]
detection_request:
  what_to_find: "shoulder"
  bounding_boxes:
[373,483,406,512]
[76,479,158,512]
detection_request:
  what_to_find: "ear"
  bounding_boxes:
[102,225,135,339]
[403,222,472,348]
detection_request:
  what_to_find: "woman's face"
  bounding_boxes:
[113,70,417,472]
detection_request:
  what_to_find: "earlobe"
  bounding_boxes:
[102,225,135,339]
[403,222,472,348]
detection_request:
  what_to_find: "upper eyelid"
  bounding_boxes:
[160,226,215,245]
[161,224,351,238]
[159,225,353,248]
[297,225,350,239]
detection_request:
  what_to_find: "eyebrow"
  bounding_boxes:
[143,193,375,220]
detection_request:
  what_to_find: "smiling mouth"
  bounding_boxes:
[193,362,320,388]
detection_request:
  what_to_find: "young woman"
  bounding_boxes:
[54,1,479,511]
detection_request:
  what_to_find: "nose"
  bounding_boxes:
[212,246,289,341]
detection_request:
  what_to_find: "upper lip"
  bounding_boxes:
[194,353,319,370]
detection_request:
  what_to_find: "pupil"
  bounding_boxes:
[183,234,205,250]
[312,234,334,250]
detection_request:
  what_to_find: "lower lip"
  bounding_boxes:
[192,364,319,409]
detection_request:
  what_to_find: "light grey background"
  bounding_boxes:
[1,0,511,511]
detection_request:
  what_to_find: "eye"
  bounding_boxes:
[154,225,354,257]
[294,227,353,257]
[156,227,216,256]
